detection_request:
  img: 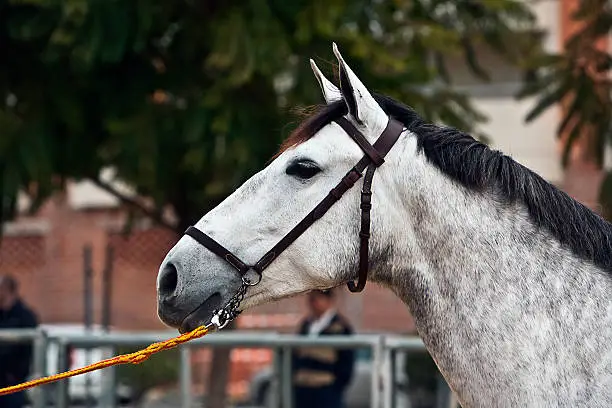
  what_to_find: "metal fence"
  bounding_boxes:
[0,329,458,408]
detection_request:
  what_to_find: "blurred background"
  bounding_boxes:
[1,0,611,407]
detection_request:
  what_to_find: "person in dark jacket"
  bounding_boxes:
[292,289,355,408]
[0,275,38,408]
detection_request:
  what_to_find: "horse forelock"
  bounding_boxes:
[279,93,612,275]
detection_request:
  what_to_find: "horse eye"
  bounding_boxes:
[286,160,322,180]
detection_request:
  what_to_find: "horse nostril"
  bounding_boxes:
[159,262,179,297]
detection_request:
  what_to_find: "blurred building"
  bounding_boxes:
[445,0,605,210]
[0,0,605,400]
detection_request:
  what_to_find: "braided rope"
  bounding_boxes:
[0,325,209,397]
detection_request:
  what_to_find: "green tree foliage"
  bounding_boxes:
[517,0,612,216]
[1,0,542,231]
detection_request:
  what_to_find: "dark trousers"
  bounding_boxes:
[294,385,343,408]
[0,391,26,408]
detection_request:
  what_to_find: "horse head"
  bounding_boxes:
[156,44,409,332]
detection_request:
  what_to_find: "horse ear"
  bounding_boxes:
[310,59,342,104]
[332,43,387,131]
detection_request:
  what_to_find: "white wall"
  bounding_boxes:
[530,0,562,54]
[67,167,134,210]
[467,91,562,184]
[446,0,562,184]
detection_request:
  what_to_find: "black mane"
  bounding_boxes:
[282,93,612,273]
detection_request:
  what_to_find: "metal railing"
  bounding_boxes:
[0,329,456,408]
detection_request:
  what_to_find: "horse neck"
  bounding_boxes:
[373,148,612,406]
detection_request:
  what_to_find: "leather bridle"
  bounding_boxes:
[184,116,404,326]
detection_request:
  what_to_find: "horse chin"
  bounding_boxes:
[240,283,320,311]
[178,292,223,334]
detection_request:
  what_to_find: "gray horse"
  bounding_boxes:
[156,44,612,407]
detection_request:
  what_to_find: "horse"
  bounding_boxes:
[156,43,612,407]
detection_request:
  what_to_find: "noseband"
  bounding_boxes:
[184,116,403,324]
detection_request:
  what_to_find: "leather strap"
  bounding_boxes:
[184,227,250,275]
[373,118,404,159]
[183,117,404,292]
[253,167,364,272]
[347,164,376,293]
[335,117,385,166]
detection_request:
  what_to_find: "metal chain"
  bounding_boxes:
[209,280,249,330]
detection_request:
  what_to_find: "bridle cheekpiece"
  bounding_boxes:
[185,116,404,328]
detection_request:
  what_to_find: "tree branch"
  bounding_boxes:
[90,177,180,233]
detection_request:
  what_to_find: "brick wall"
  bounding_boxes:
[0,234,45,305]
[1,193,417,400]
[0,195,164,329]
[108,228,178,330]
[1,194,417,333]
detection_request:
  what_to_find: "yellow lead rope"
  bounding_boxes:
[0,325,209,396]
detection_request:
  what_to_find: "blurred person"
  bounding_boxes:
[292,289,355,408]
[0,275,38,408]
